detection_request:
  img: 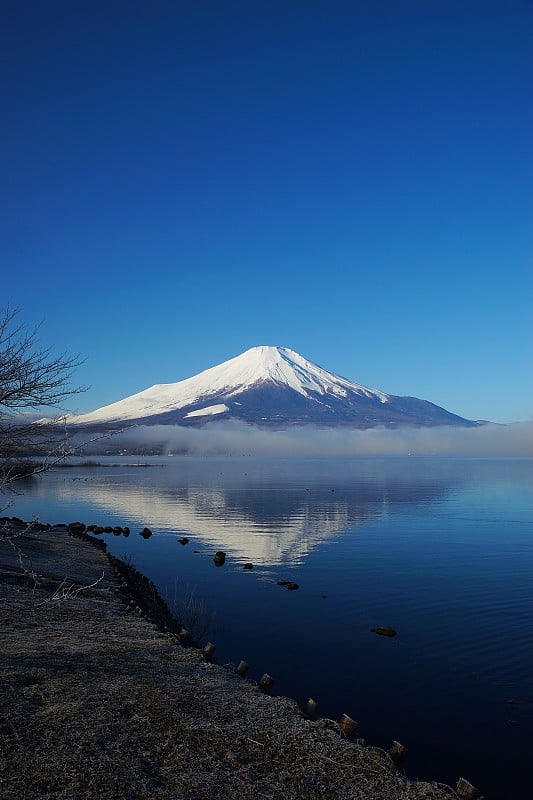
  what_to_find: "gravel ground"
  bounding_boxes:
[0,521,472,800]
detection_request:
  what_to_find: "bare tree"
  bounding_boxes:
[0,307,86,490]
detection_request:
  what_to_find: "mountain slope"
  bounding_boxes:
[68,346,476,429]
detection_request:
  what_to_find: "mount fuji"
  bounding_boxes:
[68,346,476,430]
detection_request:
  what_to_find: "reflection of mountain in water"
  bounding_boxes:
[54,460,459,567]
[55,482,361,565]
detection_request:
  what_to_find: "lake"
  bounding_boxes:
[6,456,533,799]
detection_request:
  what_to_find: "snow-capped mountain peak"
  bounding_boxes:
[67,346,475,430]
[197,345,390,402]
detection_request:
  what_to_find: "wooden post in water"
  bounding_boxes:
[456,777,480,799]
[236,660,250,676]
[259,673,274,692]
[338,713,358,735]
[389,740,408,765]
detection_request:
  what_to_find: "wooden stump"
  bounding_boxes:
[259,673,274,692]
[389,740,408,764]
[178,628,191,644]
[338,713,358,735]
[305,698,318,718]
[203,642,215,660]
[456,777,479,799]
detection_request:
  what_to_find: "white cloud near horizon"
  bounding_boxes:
[100,420,533,458]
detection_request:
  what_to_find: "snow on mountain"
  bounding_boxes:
[184,404,229,418]
[69,346,388,424]
[67,345,475,429]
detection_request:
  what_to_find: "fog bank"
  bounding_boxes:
[103,420,533,458]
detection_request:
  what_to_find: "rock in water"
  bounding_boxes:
[370,626,397,637]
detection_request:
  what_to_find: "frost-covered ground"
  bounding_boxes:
[0,522,468,800]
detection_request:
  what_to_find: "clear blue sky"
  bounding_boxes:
[2,0,532,423]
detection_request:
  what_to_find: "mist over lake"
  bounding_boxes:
[8,455,533,799]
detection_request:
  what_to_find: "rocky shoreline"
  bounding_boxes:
[0,518,482,799]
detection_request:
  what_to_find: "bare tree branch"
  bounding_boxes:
[0,521,105,605]
[2,522,42,595]
[36,571,105,606]
[0,307,86,408]
[0,307,94,490]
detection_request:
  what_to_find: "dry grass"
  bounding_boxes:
[0,523,461,800]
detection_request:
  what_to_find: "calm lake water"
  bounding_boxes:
[7,456,533,799]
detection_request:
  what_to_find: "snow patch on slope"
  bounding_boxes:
[184,404,229,418]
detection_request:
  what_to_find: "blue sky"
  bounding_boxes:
[2,0,532,423]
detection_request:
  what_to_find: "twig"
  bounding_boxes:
[3,523,41,595]
[36,571,105,606]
